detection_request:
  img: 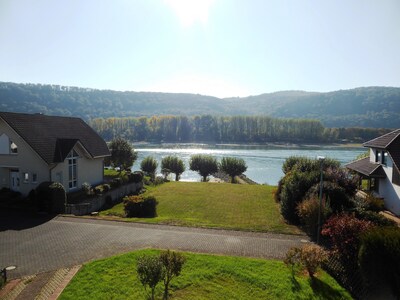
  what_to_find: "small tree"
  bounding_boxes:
[161,156,185,181]
[108,137,137,173]
[220,157,247,183]
[300,244,328,279]
[159,250,186,300]
[137,250,186,300]
[284,244,327,280]
[189,154,218,182]
[137,255,164,300]
[141,156,158,180]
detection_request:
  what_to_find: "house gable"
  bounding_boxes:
[0,112,110,165]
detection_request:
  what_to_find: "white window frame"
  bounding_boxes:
[67,149,79,189]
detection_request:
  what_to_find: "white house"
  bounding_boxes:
[0,112,110,196]
[347,129,400,216]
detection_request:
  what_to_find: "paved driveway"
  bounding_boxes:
[0,211,307,279]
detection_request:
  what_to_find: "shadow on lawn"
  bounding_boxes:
[310,277,346,300]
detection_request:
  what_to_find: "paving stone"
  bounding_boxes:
[0,211,308,280]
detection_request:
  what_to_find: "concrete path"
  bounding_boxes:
[0,211,307,281]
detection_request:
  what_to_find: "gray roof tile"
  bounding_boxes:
[0,112,110,164]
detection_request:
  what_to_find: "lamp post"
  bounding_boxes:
[316,156,325,244]
[1,265,16,283]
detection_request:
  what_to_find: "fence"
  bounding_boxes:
[65,181,143,215]
[323,255,370,300]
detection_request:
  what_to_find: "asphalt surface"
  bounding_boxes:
[0,210,307,279]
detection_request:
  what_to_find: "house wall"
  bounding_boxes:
[0,118,50,195]
[379,156,400,215]
[369,148,376,163]
[50,145,104,193]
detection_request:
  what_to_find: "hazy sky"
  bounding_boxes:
[1,0,399,97]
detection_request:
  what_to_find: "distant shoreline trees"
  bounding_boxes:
[90,115,390,144]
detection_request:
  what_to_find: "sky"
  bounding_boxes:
[0,0,399,98]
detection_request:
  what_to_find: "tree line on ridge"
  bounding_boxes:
[89,115,391,144]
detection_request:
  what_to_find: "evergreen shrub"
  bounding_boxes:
[358,226,400,298]
[123,195,157,217]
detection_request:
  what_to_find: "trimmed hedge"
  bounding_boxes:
[358,226,400,298]
[123,195,157,218]
[36,181,66,213]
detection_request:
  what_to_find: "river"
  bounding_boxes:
[131,144,365,185]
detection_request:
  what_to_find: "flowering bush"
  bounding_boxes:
[321,213,374,264]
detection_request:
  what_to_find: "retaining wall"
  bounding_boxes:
[65,181,143,215]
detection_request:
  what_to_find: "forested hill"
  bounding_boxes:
[1,82,399,128]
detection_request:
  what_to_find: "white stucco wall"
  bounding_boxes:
[50,145,104,192]
[0,119,50,195]
[379,156,400,215]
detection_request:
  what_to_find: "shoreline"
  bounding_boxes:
[132,141,363,149]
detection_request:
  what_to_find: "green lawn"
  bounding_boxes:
[59,249,352,300]
[100,182,300,234]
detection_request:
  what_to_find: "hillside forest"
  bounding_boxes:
[1,82,400,128]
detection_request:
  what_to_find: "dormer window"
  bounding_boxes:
[376,150,381,163]
[382,151,388,165]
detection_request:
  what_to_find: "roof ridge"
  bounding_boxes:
[363,128,400,148]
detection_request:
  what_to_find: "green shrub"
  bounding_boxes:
[297,196,331,239]
[300,244,328,279]
[284,247,302,277]
[153,176,165,186]
[36,181,66,213]
[282,156,340,175]
[123,195,158,218]
[159,250,186,300]
[358,226,400,298]
[110,178,122,189]
[305,181,353,212]
[0,187,22,201]
[279,170,320,224]
[81,182,92,195]
[136,250,186,300]
[364,193,385,212]
[141,156,158,180]
[354,209,396,227]
[103,184,111,192]
[129,171,144,183]
[137,254,164,300]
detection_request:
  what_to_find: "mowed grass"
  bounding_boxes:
[59,249,352,300]
[100,182,300,234]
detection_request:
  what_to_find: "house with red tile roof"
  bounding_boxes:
[347,129,400,215]
[0,112,110,196]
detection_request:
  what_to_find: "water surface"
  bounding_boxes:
[131,144,364,185]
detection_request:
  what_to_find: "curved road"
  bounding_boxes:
[0,211,307,279]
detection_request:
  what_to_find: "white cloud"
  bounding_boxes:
[164,0,214,27]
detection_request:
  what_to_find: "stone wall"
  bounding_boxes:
[65,181,143,215]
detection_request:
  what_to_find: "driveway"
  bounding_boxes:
[0,210,307,279]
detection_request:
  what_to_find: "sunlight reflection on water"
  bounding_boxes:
[131,144,365,185]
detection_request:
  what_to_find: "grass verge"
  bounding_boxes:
[59,249,352,300]
[100,182,300,234]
